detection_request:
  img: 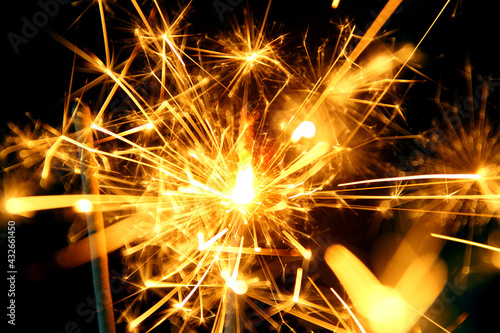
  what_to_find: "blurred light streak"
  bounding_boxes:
[431,233,500,252]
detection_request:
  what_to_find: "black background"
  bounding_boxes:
[2,0,500,332]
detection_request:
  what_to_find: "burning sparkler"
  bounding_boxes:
[2,0,500,332]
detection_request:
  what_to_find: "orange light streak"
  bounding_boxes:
[5,194,156,215]
[431,233,500,252]
[282,230,311,259]
[338,173,481,187]
[292,268,303,302]
[198,228,228,251]
[330,287,367,333]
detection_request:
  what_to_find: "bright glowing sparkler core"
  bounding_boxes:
[232,146,255,205]
[231,164,255,205]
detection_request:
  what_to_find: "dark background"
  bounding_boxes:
[2,0,500,332]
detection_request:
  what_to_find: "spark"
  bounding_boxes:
[330,287,368,333]
[338,173,482,187]
[431,233,500,252]
[283,230,312,259]
[5,194,147,214]
[198,228,228,251]
[292,267,303,303]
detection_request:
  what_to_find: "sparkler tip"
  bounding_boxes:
[303,250,312,260]
[232,165,255,205]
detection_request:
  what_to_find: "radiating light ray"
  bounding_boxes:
[330,287,368,333]
[163,34,185,67]
[94,122,154,145]
[5,194,156,214]
[405,303,451,333]
[431,233,500,252]
[315,193,500,200]
[292,268,303,303]
[97,0,110,68]
[338,173,481,187]
[282,230,312,259]
[209,246,302,256]
[175,253,219,309]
